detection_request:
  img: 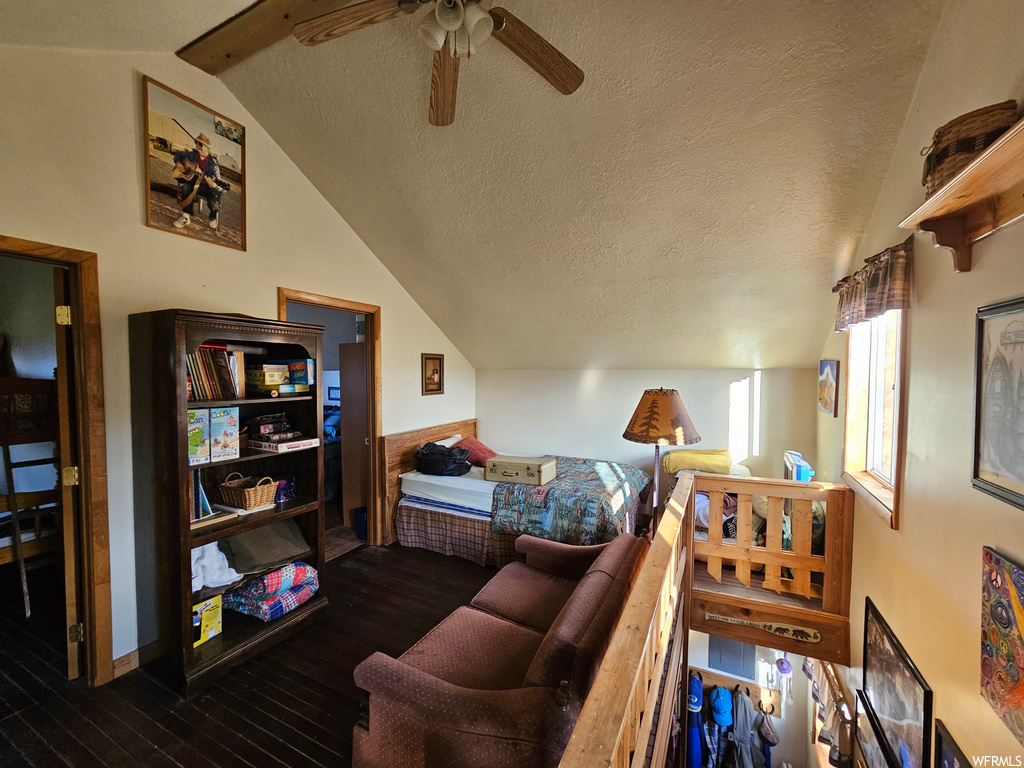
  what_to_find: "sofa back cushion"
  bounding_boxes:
[522,534,648,697]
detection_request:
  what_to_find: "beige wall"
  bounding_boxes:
[0,44,475,658]
[817,0,1024,757]
[476,368,818,488]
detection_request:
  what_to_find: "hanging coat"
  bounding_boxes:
[731,691,758,768]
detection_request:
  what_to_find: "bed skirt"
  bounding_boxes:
[396,491,645,569]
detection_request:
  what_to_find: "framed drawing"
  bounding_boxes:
[421,353,444,396]
[863,597,933,768]
[818,359,840,417]
[935,720,969,768]
[855,690,898,768]
[975,297,1024,509]
[981,546,1024,748]
[143,76,246,251]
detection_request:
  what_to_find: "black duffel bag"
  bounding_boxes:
[416,442,472,476]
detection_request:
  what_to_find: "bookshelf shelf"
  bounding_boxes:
[191,546,316,602]
[130,309,327,696]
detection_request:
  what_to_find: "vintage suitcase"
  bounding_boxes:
[485,456,556,486]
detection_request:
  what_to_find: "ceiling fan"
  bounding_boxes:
[290,0,585,126]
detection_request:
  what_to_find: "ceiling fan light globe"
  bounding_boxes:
[434,0,464,31]
[418,13,447,51]
[462,1,494,46]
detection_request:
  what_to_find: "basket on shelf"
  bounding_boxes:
[219,472,277,510]
[921,100,1018,198]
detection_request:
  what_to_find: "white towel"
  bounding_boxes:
[191,543,243,592]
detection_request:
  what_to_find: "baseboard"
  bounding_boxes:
[112,649,139,678]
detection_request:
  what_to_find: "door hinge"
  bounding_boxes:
[56,305,72,326]
[62,466,80,486]
[68,623,84,643]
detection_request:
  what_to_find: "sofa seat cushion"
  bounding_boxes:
[400,606,545,691]
[471,562,578,632]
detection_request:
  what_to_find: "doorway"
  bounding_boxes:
[0,235,113,686]
[278,289,382,553]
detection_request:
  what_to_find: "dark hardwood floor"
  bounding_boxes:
[0,545,496,767]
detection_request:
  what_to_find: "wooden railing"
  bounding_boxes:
[691,474,854,614]
[559,473,694,768]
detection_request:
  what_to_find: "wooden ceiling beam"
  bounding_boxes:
[176,0,360,75]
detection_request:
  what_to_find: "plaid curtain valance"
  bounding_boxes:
[832,235,913,332]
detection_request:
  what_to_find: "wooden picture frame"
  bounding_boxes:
[974,296,1024,510]
[143,76,246,251]
[421,353,444,396]
[855,689,899,768]
[863,597,933,768]
[935,720,970,768]
[818,359,840,417]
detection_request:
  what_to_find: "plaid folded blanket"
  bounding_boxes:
[223,562,319,622]
[224,581,318,622]
[235,561,317,599]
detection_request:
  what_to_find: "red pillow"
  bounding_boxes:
[455,437,498,467]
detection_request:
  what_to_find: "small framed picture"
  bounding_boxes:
[143,76,246,251]
[818,359,840,417]
[421,353,444,396]
[327,387,341,401]
[974,296,1024,509]
[935,720,969,768]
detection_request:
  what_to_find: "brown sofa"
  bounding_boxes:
[352,532,649,768]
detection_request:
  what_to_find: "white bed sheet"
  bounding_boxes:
[400,466,497,513]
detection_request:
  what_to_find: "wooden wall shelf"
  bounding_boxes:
[900,117,1024,273]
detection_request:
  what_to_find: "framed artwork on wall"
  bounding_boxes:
[143,76,246,251]
[935,720,969,768]
[818,359,840,417]
[981,546,1024,748]
[974,296,1024,510]
[421,353,444,396]
[855,689,898,768]
[863,597,933,768]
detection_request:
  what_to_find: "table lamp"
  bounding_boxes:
[622,388,701,525]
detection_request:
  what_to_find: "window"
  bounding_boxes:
[843,309,907,528]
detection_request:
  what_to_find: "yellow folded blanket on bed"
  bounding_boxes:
[662,448,733,475]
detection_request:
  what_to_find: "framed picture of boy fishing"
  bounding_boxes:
[143,76,246,251]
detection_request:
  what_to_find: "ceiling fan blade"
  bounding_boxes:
[490,7,584,95]
[429,50,460,126]
[294,0,413,46]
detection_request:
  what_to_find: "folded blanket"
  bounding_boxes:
[224,582,318,622]
[662,448,732,474]
[232,561,318,599]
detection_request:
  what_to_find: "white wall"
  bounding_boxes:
[0,44,475,659]
[817,0,1024,758]
[476,368,818,488]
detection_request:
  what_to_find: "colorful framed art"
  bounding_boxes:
[974,297,1024,510]
[818,359,840,417]
[421,353,444,396]
[981,546,1024,748]
[863,597,933,768]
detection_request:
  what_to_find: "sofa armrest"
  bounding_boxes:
[354,652,575,744]
[515,535,608,580]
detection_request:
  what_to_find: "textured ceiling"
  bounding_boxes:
[7,0,948,370]
[0,0,252,52]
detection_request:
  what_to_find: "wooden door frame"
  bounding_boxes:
[277,288,384,545]
[0,233,114,686]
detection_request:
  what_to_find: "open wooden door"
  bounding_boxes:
[54,268,83,679]
[339,342,369,528]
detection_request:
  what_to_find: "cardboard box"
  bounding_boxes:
[192,594,222,647]
[186,408,210,466]
[485,456,557,486]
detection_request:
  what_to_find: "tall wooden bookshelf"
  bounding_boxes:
[129,309,327,696]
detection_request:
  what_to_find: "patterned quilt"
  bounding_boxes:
[491,456,649,545]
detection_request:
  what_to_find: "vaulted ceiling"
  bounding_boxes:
[4,0,948,370]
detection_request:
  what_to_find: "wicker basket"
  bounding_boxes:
[922,100,1018,197]
[219,472,277,510]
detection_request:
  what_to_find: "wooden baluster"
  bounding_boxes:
[736,493,752,587]
[763,496,783,593]
[708,490,724,583]
[822,488,855,615]
[792,499,813,598]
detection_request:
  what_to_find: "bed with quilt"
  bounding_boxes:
[384,421,650,568]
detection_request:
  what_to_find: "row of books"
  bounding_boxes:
[189,469,237,529]
[187,343,245,401]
